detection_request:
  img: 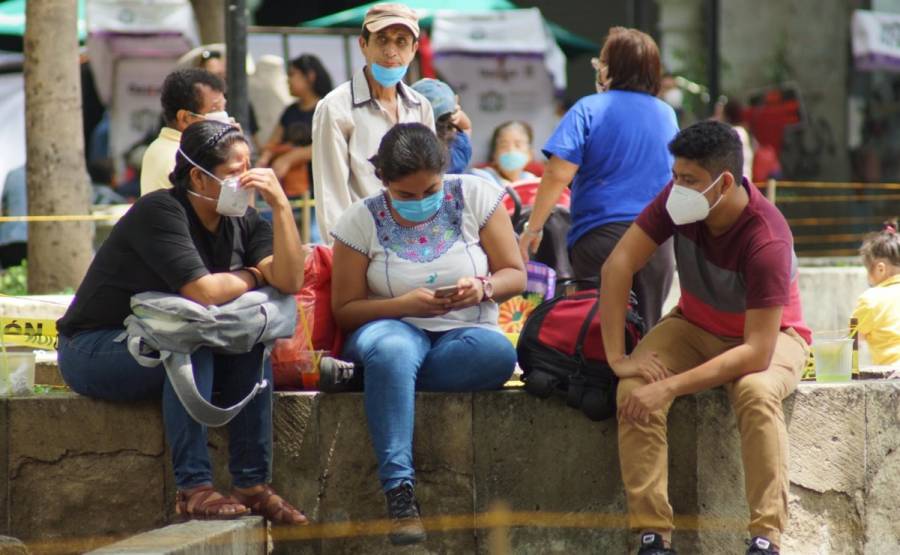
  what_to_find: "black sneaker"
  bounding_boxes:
[746,536,779,554]
[384,482,426,545]
[637,532,677,554]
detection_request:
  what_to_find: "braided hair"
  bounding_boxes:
[168,120,247,189]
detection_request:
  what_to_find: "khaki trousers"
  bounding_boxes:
[616,309,809,546]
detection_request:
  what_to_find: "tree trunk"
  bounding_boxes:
[191,0,226,44]
[23,0,93,293]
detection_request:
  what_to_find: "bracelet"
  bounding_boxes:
[244,267,262,289]
[522,221,544,237]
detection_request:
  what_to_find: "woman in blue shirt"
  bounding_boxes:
[517,27,678,328]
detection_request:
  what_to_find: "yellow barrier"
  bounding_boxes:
[0,213,120,223]
[0,181,893,256]
[755,180,898,257]
[0,316,58,349]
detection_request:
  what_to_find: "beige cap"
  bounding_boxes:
[363,3,420,38]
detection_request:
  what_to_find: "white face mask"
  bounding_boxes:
[665,173,725,225]
[200,110,232,124]
[178,148,250,217]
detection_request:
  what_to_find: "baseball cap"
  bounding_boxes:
[411,78,456,119]
[362,3,420,39]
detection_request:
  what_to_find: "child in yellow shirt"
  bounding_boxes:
[852,221,900,366]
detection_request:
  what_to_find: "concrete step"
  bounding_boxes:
[5,383,900,554]
[86,517,266,555]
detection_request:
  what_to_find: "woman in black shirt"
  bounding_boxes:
[256,54,333,243]
[57,121,308,523]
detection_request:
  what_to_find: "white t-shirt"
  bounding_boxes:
[331,174,506,332]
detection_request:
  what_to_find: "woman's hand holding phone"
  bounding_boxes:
[399,287,452,317]
[446,277,484,310]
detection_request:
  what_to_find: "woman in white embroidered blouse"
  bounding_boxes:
[331,123,525,545]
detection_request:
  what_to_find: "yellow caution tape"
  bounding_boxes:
[288,198,316,210]
[0,316,58,349]
[0,214,120,223]
[0,200,316,222]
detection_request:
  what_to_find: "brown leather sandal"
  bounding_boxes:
[232,485,309,525]
[175,484,251,521]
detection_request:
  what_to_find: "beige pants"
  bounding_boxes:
[617,309,809,546]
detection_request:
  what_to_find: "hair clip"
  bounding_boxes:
[885,223,897,234]
[203,125,234,149]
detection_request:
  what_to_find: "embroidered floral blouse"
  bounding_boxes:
[331,174,506,332]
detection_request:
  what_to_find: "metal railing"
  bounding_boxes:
[759,179,898,257]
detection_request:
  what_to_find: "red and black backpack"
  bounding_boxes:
[517,283,645,421]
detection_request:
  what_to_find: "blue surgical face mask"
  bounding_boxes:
[498,150,529,174]
[390,188,443,222]
[371,63,409,88]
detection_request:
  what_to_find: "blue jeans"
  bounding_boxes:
[343,320,515,492]
[58,329,273,490]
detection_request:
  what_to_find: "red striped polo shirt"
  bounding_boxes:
[635,178,811,344]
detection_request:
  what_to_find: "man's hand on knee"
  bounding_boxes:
[617,380,675,424]
[611,351,671,383]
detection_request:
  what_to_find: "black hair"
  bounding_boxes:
[435,113,459,146]
[369,123,447,183]
[860,219,900,268]
[488,121,533,162]
[289,54,334,100]
[168,120,248,190]
[723,99,744,126]
[160,68,225,126]
[668,120,744,180]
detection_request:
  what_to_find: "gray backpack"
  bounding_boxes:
[122,287,297,427]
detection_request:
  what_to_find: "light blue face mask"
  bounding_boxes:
[390,188,443,222]
[498,150,529,173]
[371,63,409,87]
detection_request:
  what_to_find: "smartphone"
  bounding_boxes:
[433,285,460,298]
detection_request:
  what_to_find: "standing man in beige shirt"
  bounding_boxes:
[140,69,229,195]
[312,3,435,243]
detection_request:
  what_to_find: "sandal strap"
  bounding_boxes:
[233,485,307,525]
[178,485,248,518]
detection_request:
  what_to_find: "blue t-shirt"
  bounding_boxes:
[448,131,472,174]
[542,90,678,248]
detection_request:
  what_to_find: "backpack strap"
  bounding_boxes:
[127,335,168,367]
[566,373,586,409]
[566,294,600,409]
[163,350,269,428]
[128,329,269,427]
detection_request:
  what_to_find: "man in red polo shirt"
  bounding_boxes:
[599,120,810,555]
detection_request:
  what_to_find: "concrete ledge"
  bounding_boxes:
[5,382,900,554]
[86,517,266,555]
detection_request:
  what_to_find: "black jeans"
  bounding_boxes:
[569,222,675,329]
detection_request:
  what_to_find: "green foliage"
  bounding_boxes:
[0,260,74,295]
[0,261,27,296]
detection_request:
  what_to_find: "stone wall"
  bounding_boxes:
[4,382,900,554]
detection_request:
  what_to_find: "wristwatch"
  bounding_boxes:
[522,221,544,238]
[475,276,494,302]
